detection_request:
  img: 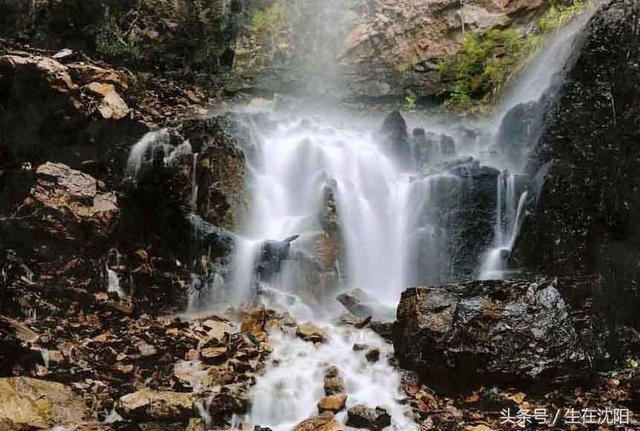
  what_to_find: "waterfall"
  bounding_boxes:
[191,152,199,212]
[479,171,528,280]
[105,249,126,299]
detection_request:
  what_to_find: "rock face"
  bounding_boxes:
[0,377,85,429]
[393,277,608,393]
[234,0,548,101]
[513,0,640,326]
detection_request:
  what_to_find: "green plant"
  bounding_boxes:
[437,0,589,108]
[404,95,417,109]
[252,3,288,49]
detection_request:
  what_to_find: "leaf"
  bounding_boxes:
[507,392,526,405]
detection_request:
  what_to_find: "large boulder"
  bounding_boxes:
[2,162,118,253]
[345,405,392,431]
[117,389,195,421]
[513,0,640,326]
[393,277,608,393]
[0,377,85,429]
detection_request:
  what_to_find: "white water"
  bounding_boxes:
[479,171,528,280]
[116,2,599,429]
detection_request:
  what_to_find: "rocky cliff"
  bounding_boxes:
[513,0,640,326]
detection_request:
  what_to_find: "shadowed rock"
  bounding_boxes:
[394,276,608,393]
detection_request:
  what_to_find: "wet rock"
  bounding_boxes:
[317,394,348,414]
[296,322,327,343]
[324,366,346,395]
[0,377,85,429]
[292,411,339,431]
[393,277,608,393]
[346,405,392,430]
[352,343,368,351]
[379,111,410,167]
[256,235,299,282]
[117,389,195,421]
[337,288,393,321]
[365,348,380,363]
[512,0,640,327]
[254,426,273,431]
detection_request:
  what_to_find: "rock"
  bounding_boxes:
[200,346,228,365]
[379,111,410,167]
[254,426,273,431]
[117,389,194,421]
[317,394,347,414]
[346,405,392,430]
[324,366,346,395]
[365,348,380,363]
[337,288,394,321]
[393,277,608,392]
[293,411,340,431]
[136,340,158,357]
[8,162,118,246]
[512,0,640,327]
[0,377,85,429]
[256,236,299,282]
[296,322,327,343]
[186,418,206,431]
[352,343,368,351]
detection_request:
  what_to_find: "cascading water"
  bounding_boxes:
[479,171,528,280]
[138,1,600,429]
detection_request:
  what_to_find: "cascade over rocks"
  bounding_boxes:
[512,0,640,326]
[393,277,609,393]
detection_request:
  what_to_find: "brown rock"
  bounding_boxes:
[117,389,194,420]
[296,322,327,343]
[317,394,348,414]
[293,411,340,431]
[16,162,118,243]
[200,346,228,365]
[0,377,85,429]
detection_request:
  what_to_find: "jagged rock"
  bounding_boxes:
[292,411,339,431]
[256,236,299,282]
[296,322,327,343]
[346,405,392,430]
[317,394,348,414]
[393,277,608,392]
[337,288,393,321]
[5,162,118,248]
[0,377,85,429]
[117,389,195,421]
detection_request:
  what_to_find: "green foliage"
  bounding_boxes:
[539,1,586,33]
[252,3,288,49]
[438,0,588,108]
[404,95,417,109]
